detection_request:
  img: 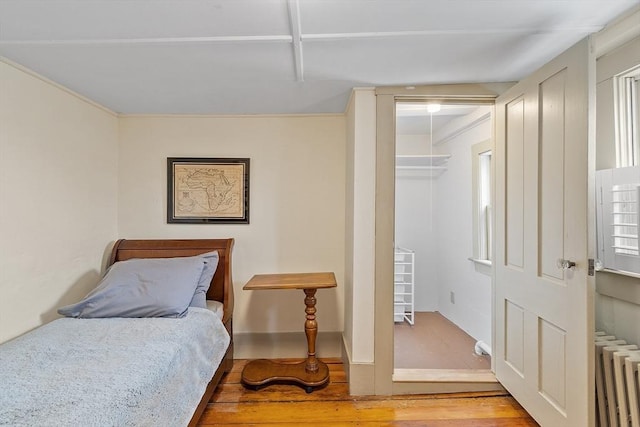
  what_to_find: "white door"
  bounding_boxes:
[494,37,595,426]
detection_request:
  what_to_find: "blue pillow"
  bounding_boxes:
[189,251,219,309]
[58,255,205,318]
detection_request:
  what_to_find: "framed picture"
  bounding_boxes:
[167,157,250,224]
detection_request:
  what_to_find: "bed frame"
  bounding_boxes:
[108,238,234,426]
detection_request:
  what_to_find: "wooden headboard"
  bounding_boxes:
[108,238,234,326]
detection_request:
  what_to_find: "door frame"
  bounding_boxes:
[373,84,511,394]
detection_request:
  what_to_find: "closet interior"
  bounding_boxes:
[393,101,493,372]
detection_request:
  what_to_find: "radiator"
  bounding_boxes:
[595,332,640,427]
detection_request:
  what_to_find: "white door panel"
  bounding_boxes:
[504,300,525,374]
[506,96,526,269]
[540,69,567,282]
[495,37,594,427]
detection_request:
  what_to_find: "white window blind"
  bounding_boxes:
[596,166,640,274]
[611,183,639,256]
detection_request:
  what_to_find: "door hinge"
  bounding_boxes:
[588,259,595,276]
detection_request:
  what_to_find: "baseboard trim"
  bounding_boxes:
[341,334,376,395]
[234,331,342,360]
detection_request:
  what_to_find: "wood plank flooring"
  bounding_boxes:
[198,359,539,426]
[395,312,491,370]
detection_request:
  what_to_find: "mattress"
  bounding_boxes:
[0,307,230,426]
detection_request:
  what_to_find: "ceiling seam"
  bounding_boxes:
[0,25,604,46]
[0,35,293,45]
[287,0,304,82]
[301,27,605,41]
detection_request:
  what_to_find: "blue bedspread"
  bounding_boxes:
[0,308,229,426]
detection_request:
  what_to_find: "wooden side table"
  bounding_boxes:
[240,272,337,393]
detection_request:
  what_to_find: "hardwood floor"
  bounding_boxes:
[199,359,539,426]
[395,312,491,370]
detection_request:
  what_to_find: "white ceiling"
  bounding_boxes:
[396,103,484,135]
[1,0,638,115]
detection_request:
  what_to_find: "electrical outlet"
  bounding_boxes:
[450,291,455,304]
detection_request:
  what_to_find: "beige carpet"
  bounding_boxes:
[394,311,491,369]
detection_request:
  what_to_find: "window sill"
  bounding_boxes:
[600,268,640,280]
[468,258,492,267]
[468,258,492,276]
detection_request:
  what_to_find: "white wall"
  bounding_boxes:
[0,58,346,357]
[0,59,119,343]
[343,88,377,394]
[395,133,439,312]
[117,115,346,353]
[394,169,439,312]
[345,96,355,360]
[344,89,376,364]
[434,113,492,346]
[596,292,640,346]
[394,132,438,311]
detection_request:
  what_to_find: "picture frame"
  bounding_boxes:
[167,157,250,224]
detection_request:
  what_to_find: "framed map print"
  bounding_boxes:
[167,157,250,224]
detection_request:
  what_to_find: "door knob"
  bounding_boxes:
[556,258,576,270]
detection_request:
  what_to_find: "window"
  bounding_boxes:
[478,151,492,261]
[615,65,640,167]
[471,140,492,268]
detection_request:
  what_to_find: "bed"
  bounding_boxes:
[0,238,234,427]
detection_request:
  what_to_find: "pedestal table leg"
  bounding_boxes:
[303,288,319,374]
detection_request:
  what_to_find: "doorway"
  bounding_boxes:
[371,37,597,423]
[373,85,507,395]
[393,101,494,377]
